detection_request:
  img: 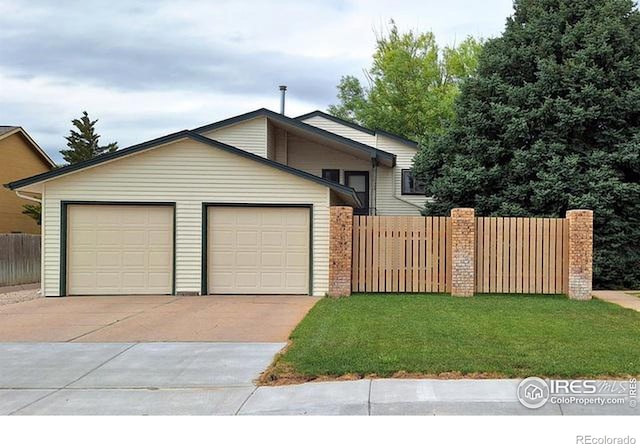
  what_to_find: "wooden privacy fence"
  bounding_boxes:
[352,216,452,293]
[0,234,41,286]
[352,215,570,294]
[476,217,568,294]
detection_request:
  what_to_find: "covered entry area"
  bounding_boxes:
[203,205,311,295]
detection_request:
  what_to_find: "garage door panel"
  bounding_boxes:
[286,272,307,287]
[237,231,258,246]
[69,251,95,266]
[123,231,146,245]
[236,251,259,266]
[285,211,308,225]
[208,206,309,294]
[286,252,307,267]
[148,251,171,267]
[122,273,146,288]
[260,273,284,288]
[96,230,122,246]
[96,252,120,267]
[96,272,120,287]
[236,211,260,225]
[261,212,284,225]
[122,251,145,267]
[148,231,170,245]
[69,230,95,246]
[261,252,283,266]
[210,231,234,247]
[67,205,173,295]
[261,231,283,246]
[286,232,307,248]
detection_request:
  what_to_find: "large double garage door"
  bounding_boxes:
[65,204,310,295]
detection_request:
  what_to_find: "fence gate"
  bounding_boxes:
[475,217,568,294]
[351,216,451,293]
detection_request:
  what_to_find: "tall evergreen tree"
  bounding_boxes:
[414,0,640,289]
[59,111,118,164]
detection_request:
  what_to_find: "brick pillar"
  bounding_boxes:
[567,210,593,300]
[328,206,353,297]
[450,208,475,297]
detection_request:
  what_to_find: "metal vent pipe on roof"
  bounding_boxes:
[279,85,287,115]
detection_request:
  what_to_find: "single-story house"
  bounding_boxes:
[0,126,56,233]
[6,108,425,297]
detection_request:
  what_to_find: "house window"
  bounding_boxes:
[322,169,340,183]
[401,169,426,195]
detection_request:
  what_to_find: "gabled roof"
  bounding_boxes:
[192,108,397,165]
[295,110,419,148]
[0,126,57,167]
[4,130,362,207]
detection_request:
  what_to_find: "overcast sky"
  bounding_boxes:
[0,0,514,163]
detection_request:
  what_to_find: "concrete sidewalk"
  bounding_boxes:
[593,290,640,312]
[0,342,283,415]
[2,343,637,415]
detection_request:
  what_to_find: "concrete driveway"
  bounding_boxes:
[0,295,319,342]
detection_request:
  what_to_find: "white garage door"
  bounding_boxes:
[208,206,310,294]
[67,205,173,295]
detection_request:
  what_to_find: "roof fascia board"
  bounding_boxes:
[5,130,362,208]
[295,110,419,149]
[193,108,395,165]
[0,127,57,168]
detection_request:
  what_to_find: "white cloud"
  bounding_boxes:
[0,0,514,163]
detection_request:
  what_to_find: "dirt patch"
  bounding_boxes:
[0,288,41,306]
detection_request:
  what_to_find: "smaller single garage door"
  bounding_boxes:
[207,206,310,294]
[66,204,173,295]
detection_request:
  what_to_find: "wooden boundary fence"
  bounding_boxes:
[0,234,41,286]
[352,215,569,294]
[352,216,451,293]
[476,217,568,294]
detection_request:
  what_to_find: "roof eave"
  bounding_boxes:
[193,108,396,166]
[295,110,419,149]
[5,130,364,209]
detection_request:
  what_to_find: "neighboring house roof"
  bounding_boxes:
[294,110,419,148]
[192,108,397,166]
[5,130,362,207]
[0,126,57,168]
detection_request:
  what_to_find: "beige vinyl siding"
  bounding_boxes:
[201,116,267,157]
[42,139,331,296]
[286,135,371,184]
[375,135,426,215]
[266,121,276,160]
[300,115,376,146]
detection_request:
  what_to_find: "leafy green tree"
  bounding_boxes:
[328,21,483,140]
[414,0,640,289]
[59,111,118,164]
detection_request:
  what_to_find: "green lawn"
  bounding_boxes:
[264,294,640,382]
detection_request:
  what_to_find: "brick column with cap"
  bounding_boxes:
[567,209,593,300]
[450,208,476,297]
[328,206,353,297]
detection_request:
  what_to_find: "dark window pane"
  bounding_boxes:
[401,169,426,195]
[322,169,340,183]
